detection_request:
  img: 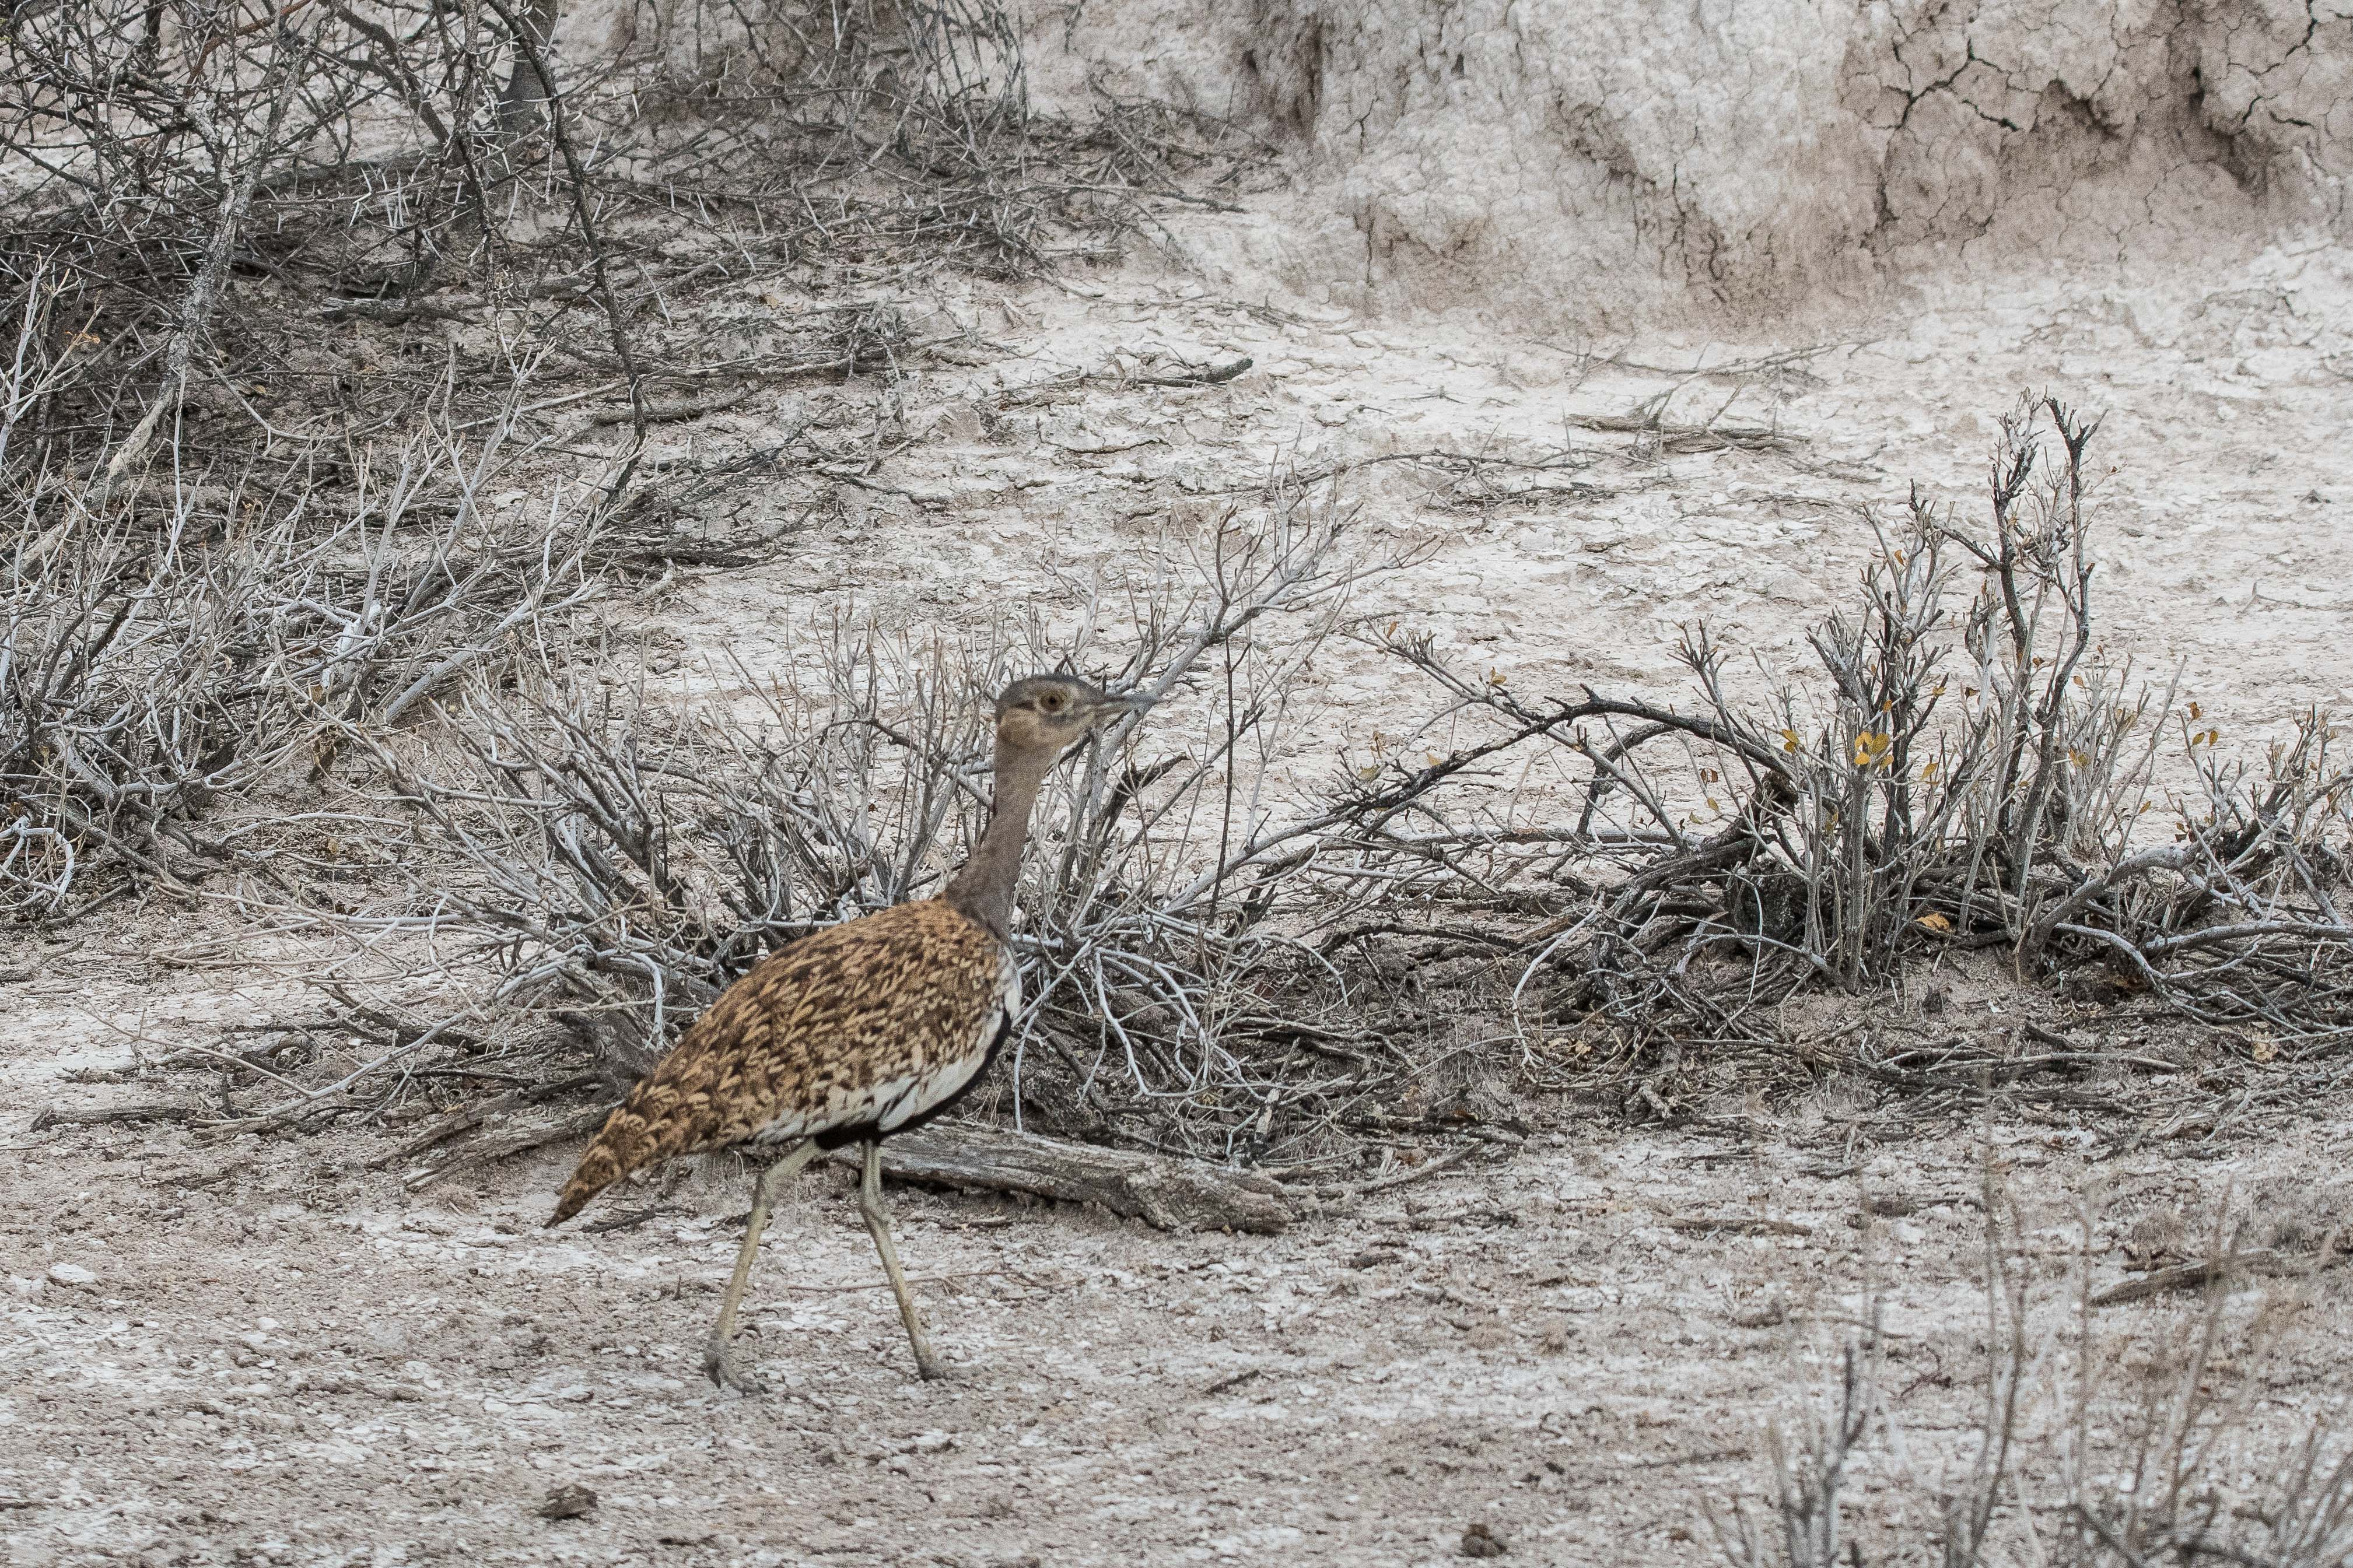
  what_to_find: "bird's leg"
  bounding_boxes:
[703,1139,820,1392]
[857,1140,945,1381]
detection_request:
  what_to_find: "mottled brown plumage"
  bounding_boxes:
[548,900,1011,1225]
[544,672,1142,1389]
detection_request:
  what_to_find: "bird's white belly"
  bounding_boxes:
[751,950,1019,1143]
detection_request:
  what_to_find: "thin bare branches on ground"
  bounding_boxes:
[0,0,1260,928]
[1707,1182,2353,1568]
[0,0,1263,501]
[191,490,1489,1175]
[1,426,607,919]
[37,396,2353,1172]
[1335,397,2353,1114]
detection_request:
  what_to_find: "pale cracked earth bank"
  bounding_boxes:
[6,1084,2351,1568]
[1036,0,2353,326]
[660,227,2353,771]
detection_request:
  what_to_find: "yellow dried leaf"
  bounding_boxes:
[1916,912,1952,932]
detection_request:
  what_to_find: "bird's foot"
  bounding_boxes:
[702,1332,764,1394]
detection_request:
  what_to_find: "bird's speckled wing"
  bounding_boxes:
[549,900,1012,1225]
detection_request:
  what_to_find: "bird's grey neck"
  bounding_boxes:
[941,740,1055,939]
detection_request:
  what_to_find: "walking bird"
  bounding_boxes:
[547,674,1142,1388]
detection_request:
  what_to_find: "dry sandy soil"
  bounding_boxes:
[7,184,2353,1563]
[628,218,2353,788]
[6,1008,2351,1568]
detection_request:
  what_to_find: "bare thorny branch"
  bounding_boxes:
[1336,396,2353,1108]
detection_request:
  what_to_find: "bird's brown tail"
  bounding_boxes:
[547,1091,694,1227]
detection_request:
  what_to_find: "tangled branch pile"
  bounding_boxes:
[1,432,610,920]
[1,0,1252,485]
[1,0,1255,921]
[219,493,1473,1177]
[1343,397,2353,1094]
[67,397,2353,1166]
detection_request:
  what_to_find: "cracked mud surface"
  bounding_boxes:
[1101,0,2353,323]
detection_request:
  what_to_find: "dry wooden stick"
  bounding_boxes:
[2090,1249,2277,1308]
[829,1124,1296,1234]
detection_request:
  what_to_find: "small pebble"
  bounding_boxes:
[1461,1522,1507,1558]
[538,1485,597,1521]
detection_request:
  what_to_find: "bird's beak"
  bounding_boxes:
[1090,690,1150,724]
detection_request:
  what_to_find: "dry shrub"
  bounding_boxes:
[0,0,1256,498]
[0,0,1251,927]
[248,492,1452,1167]
[1359,396,2353,1095]
[288,398,2353,1151]
[0,417,608,919]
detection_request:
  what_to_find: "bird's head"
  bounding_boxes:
[992,674,1145,760]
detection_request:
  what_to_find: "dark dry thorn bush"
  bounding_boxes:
[65,398,2353,1160]
[235,489,1482,1170]
[0,0,1263,500]
[1353,395,2353,1106]
[0,419,608,921]
[0,0,1259,927]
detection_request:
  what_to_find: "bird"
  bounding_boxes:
[546,673,1143,1390]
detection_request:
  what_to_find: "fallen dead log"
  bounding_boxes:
[1664,1215,1813,1237]
[832,1125,1297,1235]
[30,1102,197,1130]
[404,1103,614,1191]
[366,1074,603,1169]
[2091,1248,2276,1307]
[383,1108,1294,1230]
[1130,355,1252,388]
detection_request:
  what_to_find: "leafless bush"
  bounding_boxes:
[1708,1190,2353,1568]
[0,0,1257,500]
[221,491,1462,1164]
[0,427,606,918]
[0,0,1254,936]
[1349,397,2353,1088]
[1708,1328,1880,1568]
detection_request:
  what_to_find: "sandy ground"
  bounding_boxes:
[6,1016,2349,1568]
[7,195,2353,1564]
[650,221,2353,757]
